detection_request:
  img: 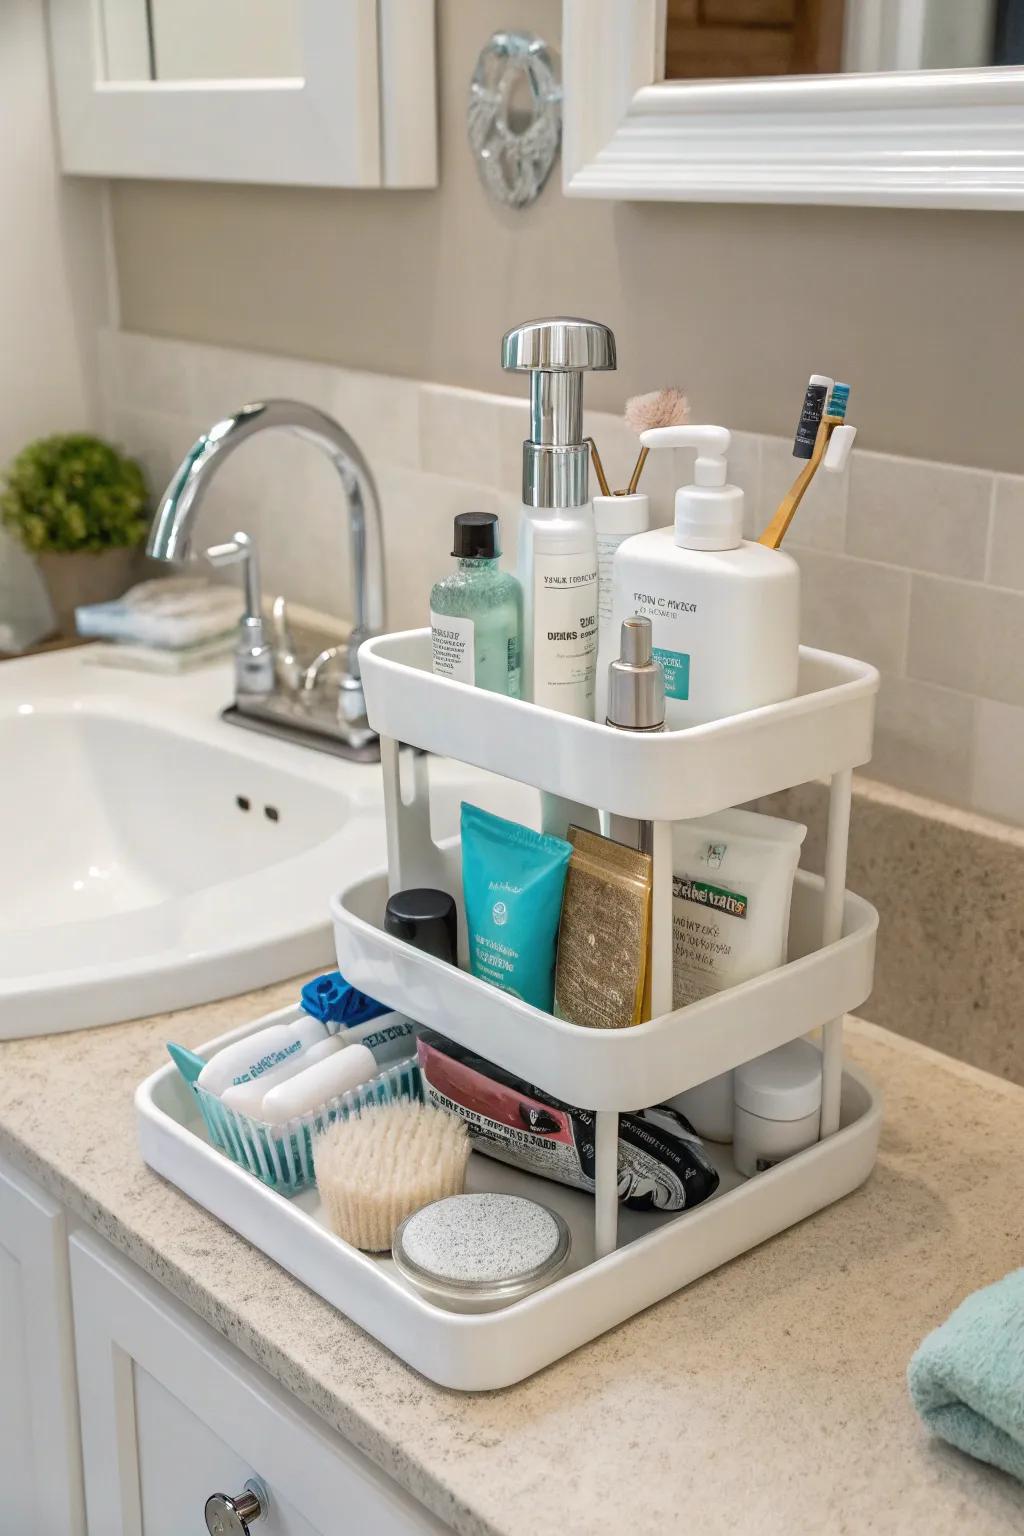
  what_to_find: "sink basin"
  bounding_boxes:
[4,711,352,929]
[0,651,530,1039]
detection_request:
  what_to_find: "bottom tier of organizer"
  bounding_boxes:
[137,1014,882,1392]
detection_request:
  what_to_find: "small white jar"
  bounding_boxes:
[733,1039,822,1177]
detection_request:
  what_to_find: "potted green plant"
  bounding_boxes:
[1,433,150,636]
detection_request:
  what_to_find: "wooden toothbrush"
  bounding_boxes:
[759,382,853,550]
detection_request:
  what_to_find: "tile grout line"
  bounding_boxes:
[982,474,998,585]
[898,568,913,678]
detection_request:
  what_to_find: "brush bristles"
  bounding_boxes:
[827,382,850,421]
[624,388,689,435]
[315,1100,469,1252]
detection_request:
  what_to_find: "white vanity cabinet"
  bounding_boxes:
[0,1154,448,1536]
[70,1231,449,1536]
[0,1155,85,1535]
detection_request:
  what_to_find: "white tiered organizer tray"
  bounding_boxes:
[138,629,883,1391]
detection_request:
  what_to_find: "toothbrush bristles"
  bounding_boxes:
[624,388,689,435]
[827,382,850,421]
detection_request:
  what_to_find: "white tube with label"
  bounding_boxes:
[594,492,649,723]
[518,505,599,719]
[668,807,807,1142]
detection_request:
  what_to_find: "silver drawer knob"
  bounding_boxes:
[205,1478,268,1535]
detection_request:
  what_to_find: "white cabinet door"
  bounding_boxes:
[70,1231,449,1536]
[0,1154,85,1535]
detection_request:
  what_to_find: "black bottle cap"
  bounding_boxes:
[452,512,500,559]
[384,888,458,965]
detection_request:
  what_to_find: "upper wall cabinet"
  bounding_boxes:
[562,0,1024,208]
[48,0,437,187]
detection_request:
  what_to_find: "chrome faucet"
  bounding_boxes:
[148,399,385,759]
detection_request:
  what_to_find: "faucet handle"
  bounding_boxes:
[204,531,261,619]
[204,531,274,696]
[205,537,247,566]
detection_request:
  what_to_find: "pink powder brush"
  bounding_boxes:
[623,388,689,494]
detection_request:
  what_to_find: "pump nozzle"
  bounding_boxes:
[639,425,742,551]
[639,424,731,485]
[502,317,617,509]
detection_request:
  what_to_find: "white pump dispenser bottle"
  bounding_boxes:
[502,318,616,719]
[610,425,799,730]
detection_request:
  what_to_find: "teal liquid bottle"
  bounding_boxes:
[430,513,522,697]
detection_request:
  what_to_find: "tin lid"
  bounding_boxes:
[392,1193,571,1311]
[735,1039,823,1122]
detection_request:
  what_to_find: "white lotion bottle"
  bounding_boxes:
[611,426,799,729]
[501,318,616,720]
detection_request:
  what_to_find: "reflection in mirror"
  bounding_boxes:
[662,0,1024,80]
[100,0,303,82]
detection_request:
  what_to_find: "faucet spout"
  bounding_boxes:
[147,399,385,638]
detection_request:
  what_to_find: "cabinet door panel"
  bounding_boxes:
[70,1231,448,1536]
[0,1154,85,1536]
[0,1243,35,1533]
[134,1366,321,1536]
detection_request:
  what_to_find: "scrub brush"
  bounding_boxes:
[622,388,689,494]
[314,1099,470,1252]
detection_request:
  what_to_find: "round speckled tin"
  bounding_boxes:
[392,1193,571,1313]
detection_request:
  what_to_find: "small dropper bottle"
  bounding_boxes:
[605,616,665,855]
[606,617,665,733]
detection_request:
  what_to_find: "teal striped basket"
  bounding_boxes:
[193,1056,422,1194]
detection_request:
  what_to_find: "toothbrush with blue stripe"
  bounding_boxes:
[759,377,856,549]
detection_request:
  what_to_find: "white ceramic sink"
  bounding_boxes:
[0,651,528,1039]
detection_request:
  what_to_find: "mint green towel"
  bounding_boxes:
[908,1268,1024,1483]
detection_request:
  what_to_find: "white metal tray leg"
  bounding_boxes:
[380,736,445,895]
[594,1109,619,1258]
[820,768,852,1136]
[649,821,674,1018]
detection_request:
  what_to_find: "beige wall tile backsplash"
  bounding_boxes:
[989,476,1024,591]
[908,575,1024,707]
[847,454,992,579]
[101,327,1024,829]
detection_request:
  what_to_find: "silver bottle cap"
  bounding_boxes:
[501,317,616,509]
[606,617,665,732]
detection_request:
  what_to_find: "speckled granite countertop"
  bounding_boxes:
[1,990,1022,1536]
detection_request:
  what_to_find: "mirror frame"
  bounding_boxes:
[562,0,1024,209]
[47,0,437,188]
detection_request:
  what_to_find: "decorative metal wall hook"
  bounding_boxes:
[468,32,561,208]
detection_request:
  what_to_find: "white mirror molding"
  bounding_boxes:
[47,0,437,188]
[562,0,1024,209]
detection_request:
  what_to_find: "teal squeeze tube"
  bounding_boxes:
[460,802,572,1013]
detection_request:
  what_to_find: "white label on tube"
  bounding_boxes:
[431,612,474,682]
[597,531,632,625]
[532,551,598,717]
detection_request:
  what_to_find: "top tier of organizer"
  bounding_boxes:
[358,630,879,818]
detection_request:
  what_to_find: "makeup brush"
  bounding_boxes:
[623,388,689,494]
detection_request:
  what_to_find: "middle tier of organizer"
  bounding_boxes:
[332,868,877,1112]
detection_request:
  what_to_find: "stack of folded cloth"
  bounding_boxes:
[909,1267,1024,1483]
[77,576,243,672]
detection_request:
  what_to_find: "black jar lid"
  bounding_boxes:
[384,887,458,965]
[452,512,500,559]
